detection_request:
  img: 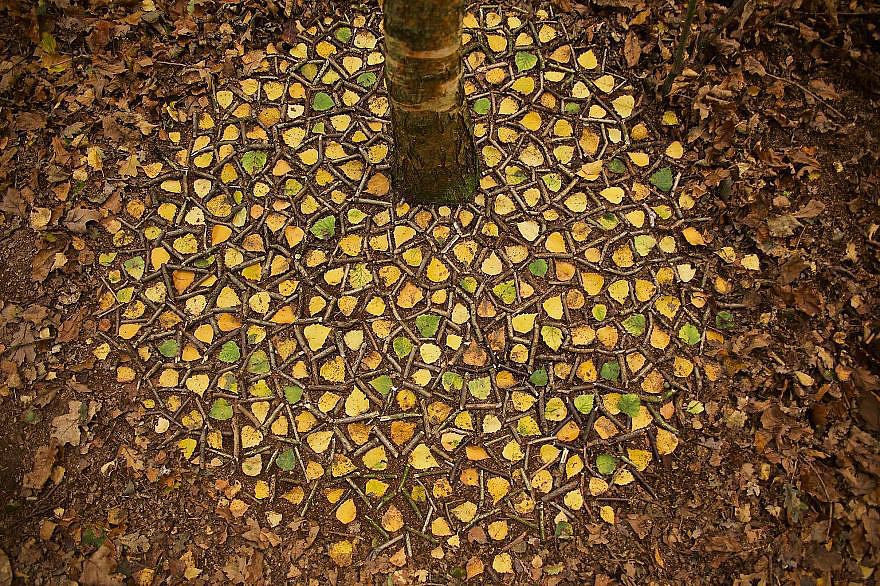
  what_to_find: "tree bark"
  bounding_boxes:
[383,0,479,205]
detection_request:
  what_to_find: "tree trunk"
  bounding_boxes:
[383,0,479,205]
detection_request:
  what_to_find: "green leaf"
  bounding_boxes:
[209,398,234,420]
[348,263,372,288]
[285,178,304,198]
[607,158,627,174]
[649,167,674,192]
[468,376,491,400]
[193,254,215,269]
[250,379,272,397]
[284,385,303,404]
[312,91,335,111]
[116,287,134,303]
[460,276,477,294]
[515,51,538,72]
[241,150,267,174]
[542,173,562,192]
[618,393,641,417]
[600,360,620,381]
[300,63,318,81]
[392,336,413,359]
[81,526,106,548]
[716,310,735,330]
[218,340,241,363]
[678,323,701,345]
[472,97,491,115]
[633,235,657,256]
[218,372,237,392]
[335,27,352,43]
[415,314,441,337]
[573,393,594,414]
[157,339,179,358]
[347,208,367,224]
[99,252,117,266]
[123,256,145,279]
[529,369,548,387]
[312,121,325,134]
[596,454,617,475]
[686,400,705,415]
[23,408,41,425]
[592,304,607,321]
[564,102,580,114]
[276,447,297,471]
[311,215,336,240]
[356,72,377,88]
[528,258,548,277]
[441,371,464,392]
[621,314,646,336]
[492,280,517,304]
[541,325,563,351]
[369,374,393,396]
[598,213,619,230]
[554,520,573,538]
[247,350,270,374]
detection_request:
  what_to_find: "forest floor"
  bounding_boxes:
[0,0,878,584]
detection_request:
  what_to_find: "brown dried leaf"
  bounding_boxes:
[22,440,58,490]
[624,30,641,67]
[63,206,102,233]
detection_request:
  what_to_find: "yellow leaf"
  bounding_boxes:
[627,448,652,471]
[336,498,356,524]
[545,231,567,253]
[593,74,615,93]
[410,443,438,469]
[520,111,542,131]
[331,454,356,477]
[431,517,452,536]
[320,356,346,382]
[241,454,262,476]
[612,94,635,117]
[682,227,706,246]
[599,505,615,524]
[607,279,630,304]
[328,540,354,567]
[511,313,537,333]
[241,425,263,449]
[493,553,513,574]
[666,141,684,159]
[426,257,449,282]
[487,476,510,503]
[655,428,679,455]
[600,186,624,204]
[345,387,370,416]
[488,520,509,540]
[542,295,564,319]
[577,50,598,69]
[303,323,331,351]
[452,501,477,522]
[178,438,197,459]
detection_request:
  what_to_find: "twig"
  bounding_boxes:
[662,0,699,96]
[763,72,845,120]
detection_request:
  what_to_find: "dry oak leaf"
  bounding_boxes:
[63,206,102,233]
[80,543,124,586]
[22,440,58,490]
[52,400,86,446]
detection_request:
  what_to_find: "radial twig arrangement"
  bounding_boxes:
[91,3,733,570]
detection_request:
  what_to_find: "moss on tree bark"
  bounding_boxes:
[383,0,479,205]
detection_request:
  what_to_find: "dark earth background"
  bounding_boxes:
[0,0,879,583]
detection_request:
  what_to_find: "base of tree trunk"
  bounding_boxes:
[389,106,479,205]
